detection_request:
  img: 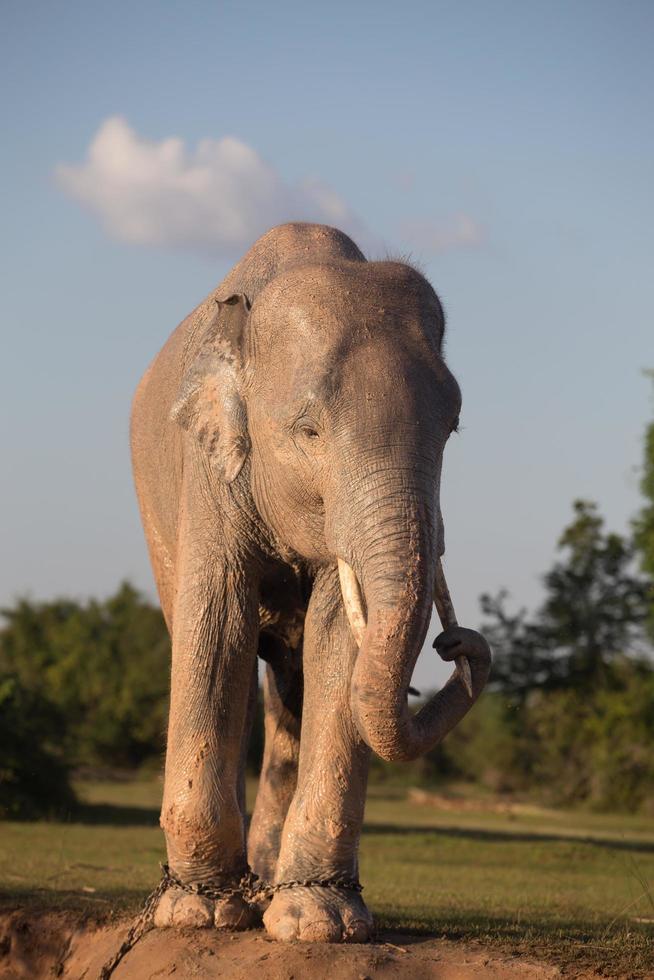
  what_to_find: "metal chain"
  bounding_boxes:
[98,870,170,980]
[164,864,263,902]
[268,875,363,895]
[97,863,362,979]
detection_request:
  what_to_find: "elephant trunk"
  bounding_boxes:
[339,517,489,762]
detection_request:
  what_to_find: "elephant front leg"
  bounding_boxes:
[154,547,260,931]
[263,567,373,943]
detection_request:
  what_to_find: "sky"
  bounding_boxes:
[2,0,653,689]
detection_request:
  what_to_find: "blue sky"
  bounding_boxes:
[2,1,653,687]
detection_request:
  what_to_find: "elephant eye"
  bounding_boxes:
[298,424,320,440]
[451,416,460,434]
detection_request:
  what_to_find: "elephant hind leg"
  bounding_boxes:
[248,636,303,884]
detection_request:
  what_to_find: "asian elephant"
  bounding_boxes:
[130,222,491,943]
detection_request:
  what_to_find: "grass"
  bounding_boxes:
[0,778,652,974]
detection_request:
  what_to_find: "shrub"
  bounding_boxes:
[0,673,75,819]
[0,583,170,769]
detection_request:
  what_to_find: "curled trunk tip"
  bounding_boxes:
[342,556,489,761]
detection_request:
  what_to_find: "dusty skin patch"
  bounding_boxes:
[0,910,605,980]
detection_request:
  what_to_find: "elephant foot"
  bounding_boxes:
[153,885,260,930]
[263,885,373,943]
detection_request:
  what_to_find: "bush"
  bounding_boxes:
[396,659,654,813]
[436,692,529,794]
[434,659,654,812]
[0,583,170,769]
[588,664,654,810]
[0,673,76,819]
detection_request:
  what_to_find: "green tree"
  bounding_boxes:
[0,673,75,818]
[475,501,654,810]
[0,583,171,768]
[484,501,651,696]
[478,591,550,703]
[633,369,654,637]
[525,661,654,810]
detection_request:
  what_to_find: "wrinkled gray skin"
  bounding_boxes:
[131,223,491,942]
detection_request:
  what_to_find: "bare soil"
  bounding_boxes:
[0,909,611,980]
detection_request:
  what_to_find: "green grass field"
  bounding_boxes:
[0,779,652,974]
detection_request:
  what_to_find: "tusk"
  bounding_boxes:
[337,558,367,647]
[434,559,458,630]
[456,656,473,699]
[434,559,473,699]
[338,557,472,698]
[338,561,422,703]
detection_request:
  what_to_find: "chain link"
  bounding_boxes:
[268,875,363,895]
[97,863,362,978]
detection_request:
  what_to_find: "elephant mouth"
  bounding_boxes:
[337,557,473,697]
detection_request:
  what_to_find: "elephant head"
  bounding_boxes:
[172,259,491,762]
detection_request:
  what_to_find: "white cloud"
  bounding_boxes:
[56,117,368,257]
[399,213,484,253]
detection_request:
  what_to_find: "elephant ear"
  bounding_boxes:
[171,293,251,484]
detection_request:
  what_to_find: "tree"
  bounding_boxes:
[479,591,550,702]
[475,501,654,810]
[524,661,654,810]
[633,369,654,637]
[0,583,171,768]
[483,500,651,697]
[0,673,75,818]
[541,500,650,684]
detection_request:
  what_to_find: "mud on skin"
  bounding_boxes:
[130,222,491,940]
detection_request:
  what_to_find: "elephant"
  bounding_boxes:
[130,222,491,943]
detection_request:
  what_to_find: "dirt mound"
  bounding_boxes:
[0,909,577,980]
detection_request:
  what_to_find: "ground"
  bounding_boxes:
[0,779,652,978]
